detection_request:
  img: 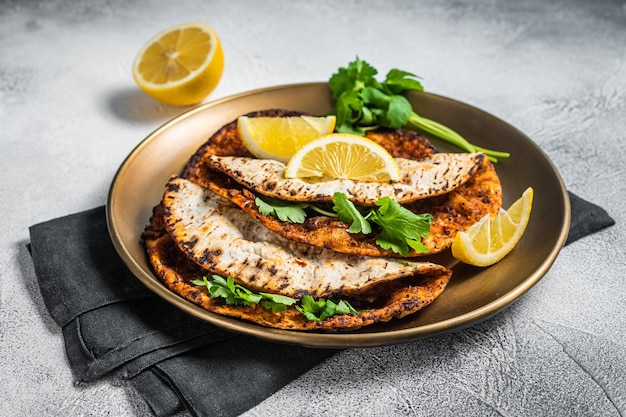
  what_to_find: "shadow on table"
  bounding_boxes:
[106,87,189,124]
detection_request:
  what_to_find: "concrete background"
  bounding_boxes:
[1,0,625,415]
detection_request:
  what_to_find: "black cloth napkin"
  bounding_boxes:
[28,207,336,416]
[28,191,614,416]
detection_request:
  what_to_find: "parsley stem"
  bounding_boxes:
[408,112,509,163]
[308,205,338,218]
[473,145,511,159]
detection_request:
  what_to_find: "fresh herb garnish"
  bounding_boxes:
[191,275,297,313]
[369,197,433,257]
[295,295,359,321]
[332,192,371,234]
[332,193,432,256]
[255,195,308,223]
[255,192,433,256]
[328,57,510,162]
[192,275,360,319]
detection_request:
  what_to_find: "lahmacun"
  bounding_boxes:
[142,109,502,330]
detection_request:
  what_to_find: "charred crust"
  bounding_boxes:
[180,239,198,250]
[263,181,277,191]
[166,181,180,193]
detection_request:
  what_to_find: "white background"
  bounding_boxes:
[1,1,625,415]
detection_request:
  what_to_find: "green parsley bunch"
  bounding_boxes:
[329,57,510,162]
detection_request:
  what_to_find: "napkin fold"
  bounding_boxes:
[28,207,335,416]
[28,191,614,416]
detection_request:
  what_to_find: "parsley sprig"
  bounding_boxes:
[192,275,360,320]
[295,295,359,321]
[256,192,432,257]
[333,193,432,257]
[328,57,510,163]
[192,275,297,312]
[370,197,432,256]
[256,195,337,223]
[332,192,371,234]
[256,196,308,223]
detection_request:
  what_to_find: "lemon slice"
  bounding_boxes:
[452,187,534,267]
[238,115,336,162]
[132,22,224,106]
[285,133,401,182]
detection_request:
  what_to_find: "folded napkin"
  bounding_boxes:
[28,207,336,416]
[28,191,614,416]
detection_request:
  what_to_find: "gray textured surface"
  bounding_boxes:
[1,0,625,416]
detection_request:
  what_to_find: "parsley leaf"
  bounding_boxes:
[335,299,359,315]
[331,192,432,257]
[329,57,510,162]
[193,275,358,319]
[369,197,433,257]
[332,192,371,234]
[252,191,434,257]
[387,94,413,128]
[384,68,424,94]
[196,275,263,306]
[328,58,381,134]
[192,275,296,312]
[259,292,298,313]
[295,296,328,321]
[255,195,308,223]
[295,295,359,321]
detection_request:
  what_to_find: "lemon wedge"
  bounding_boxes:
[132,22,224,106]
[452,187,534,266]
[285,133,401,182]
[238,115,336,162]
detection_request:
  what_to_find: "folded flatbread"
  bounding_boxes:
[205,152,485,206]
[141,109,500,330]
[182,110,502,257]
[144,190,452,331]
[162,176,450,300]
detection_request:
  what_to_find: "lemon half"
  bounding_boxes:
[132,22,224,106]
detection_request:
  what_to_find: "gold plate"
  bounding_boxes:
[106,82,570,348]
